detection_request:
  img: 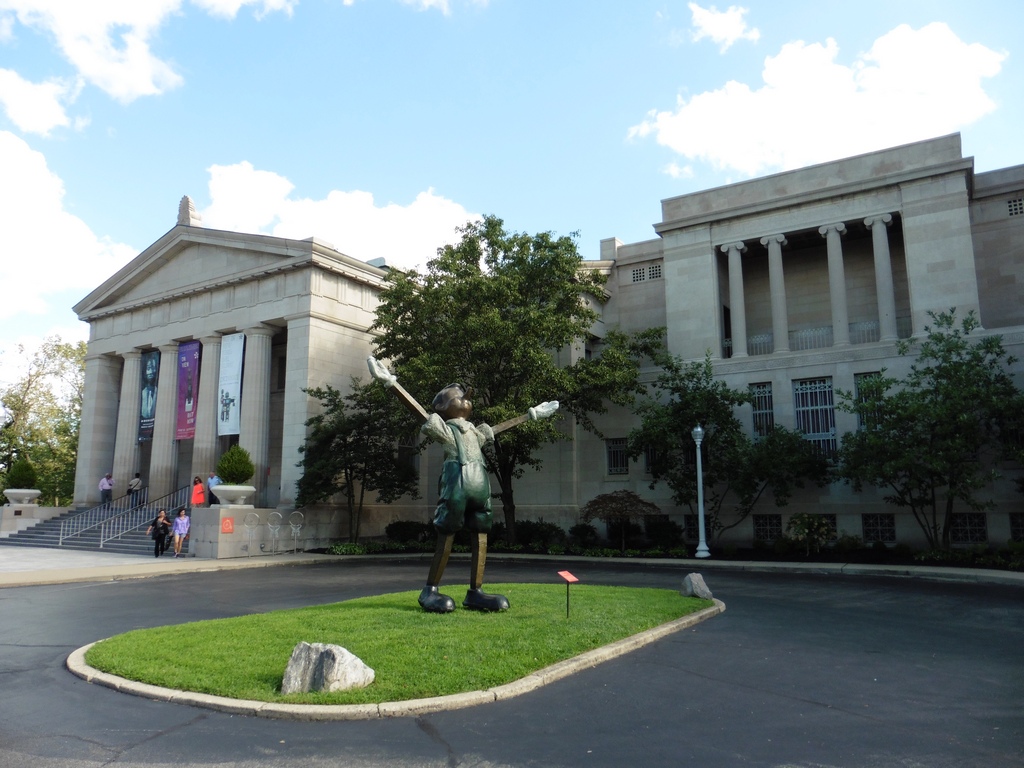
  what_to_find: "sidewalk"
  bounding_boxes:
[2,546,1023,589]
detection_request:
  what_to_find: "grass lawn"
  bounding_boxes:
[85,583,712,705]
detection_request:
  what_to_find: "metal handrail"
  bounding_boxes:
[98,486,191,548]
[59,490,148,545]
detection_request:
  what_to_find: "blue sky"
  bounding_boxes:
[1,0,1021,381]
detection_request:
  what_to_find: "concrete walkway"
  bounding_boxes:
[2,545,1022,589]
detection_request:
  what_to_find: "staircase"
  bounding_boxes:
[0,487,192,557]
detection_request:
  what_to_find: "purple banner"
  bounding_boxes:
[138,350,160,442]
[176,341,201,440]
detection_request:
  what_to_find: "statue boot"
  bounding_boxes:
[462,532,509,612]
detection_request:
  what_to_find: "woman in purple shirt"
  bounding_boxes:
[171,508,191,558]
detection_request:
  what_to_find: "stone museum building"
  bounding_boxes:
[71,133,1024,549]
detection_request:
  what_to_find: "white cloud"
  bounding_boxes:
[630,22,1006,176]
[400,0,452,14]
[0,0,295,113]
[688,2,759,52]
[201,161,481,272]
[0,131,136,321]
[0,68,75,134]
[191,0,297,20]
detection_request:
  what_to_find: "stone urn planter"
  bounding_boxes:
[2,489,42,505]
[214,484,256,507]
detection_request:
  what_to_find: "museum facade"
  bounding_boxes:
[72,134,1024,548]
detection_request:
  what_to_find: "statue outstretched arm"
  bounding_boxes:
[366,356,430,423]
[491,400,560,435]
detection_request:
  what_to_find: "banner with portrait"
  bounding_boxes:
[217,333,244,436]
[138,350,160,442]
[176,341,201,441]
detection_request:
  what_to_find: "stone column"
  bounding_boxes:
[865,214,898,342]
[240,325,274,504]
[112,351,142,493]
[278,316,310,509]
[191,335,222,482]
[72,353,122,507]
[761,234,789,353]
[819,223,849,346]
[149,344,180,499]
[721,242,748,358]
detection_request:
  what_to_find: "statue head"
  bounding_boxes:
[432,383,473,420]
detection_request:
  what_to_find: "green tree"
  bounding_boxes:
[580,489,661,553]
[370,215,660,542]
[837,310,1023,550]
[628,352,829,541]
[296,379,421,542]
[0,337,85,505]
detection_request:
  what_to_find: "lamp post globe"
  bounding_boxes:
[691,425,711,559]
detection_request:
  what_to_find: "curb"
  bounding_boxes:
[66,598,725,721]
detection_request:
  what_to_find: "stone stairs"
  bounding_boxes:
[0,507,190,557]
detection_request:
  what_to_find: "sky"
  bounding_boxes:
[1,0,1021,383]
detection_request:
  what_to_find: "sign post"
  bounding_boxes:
[557,570,578,618]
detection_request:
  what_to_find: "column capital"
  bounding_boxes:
[720,242,747,254]
[156,342,180,353]
[760,234,788,248]
[200,333,223,345]
[819,223,846,237]
[863,213,893,229]
[243,324,276,339]
[119,349,143,360]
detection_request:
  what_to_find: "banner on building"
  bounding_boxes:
[176,341,201,441]
[218,333,244,436]
[138,350,160,442]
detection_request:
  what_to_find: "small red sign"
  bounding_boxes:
[221,517,234,534]
[558,570,578,583]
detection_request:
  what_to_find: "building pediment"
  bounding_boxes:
[74,225,380,321]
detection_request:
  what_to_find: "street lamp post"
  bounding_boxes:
[692,425,711,558]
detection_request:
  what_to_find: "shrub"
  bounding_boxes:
[515,519,566,550]
[644,515,684,549]
[5,458,38,489]
[216,445,255,484]
[833,533,863,556]
[385,520,433,543]
[605,520,644,550]
[568,523,599,547]
[329,542,366,556]
[786,513,834,556]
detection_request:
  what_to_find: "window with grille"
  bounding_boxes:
[950,513,988,544]
[1010,513,1024,543]
[643,445,668,474]
[648,263,663,280]
[631,267,646,283]
[1008,198,1024,216]
[683,513,699,541]
[793,377,837,455]
[606,438,629,475]
[854,372,882,431]
[753,514,782,542]
[749,382,774,438]
[862,513,896,543]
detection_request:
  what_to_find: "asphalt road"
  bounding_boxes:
[0,558,1021,768]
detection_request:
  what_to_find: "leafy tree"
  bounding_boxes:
[296,379,421,542]
[837,310,1023,550]
[370,215,660,542]
[0,337,85,505]
[628,352,829,541]
[5,458,38,489]
[580,489,661,553]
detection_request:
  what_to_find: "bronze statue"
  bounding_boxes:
[368,356,558,613]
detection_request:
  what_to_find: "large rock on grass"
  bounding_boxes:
[281,641,375,694]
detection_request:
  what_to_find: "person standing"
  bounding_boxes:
[127,473,143,507]
[207,472,221,505]
[191,476,205,508]
[171,508,191,558]
[145,509,171,558]
[98,473,114,507]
